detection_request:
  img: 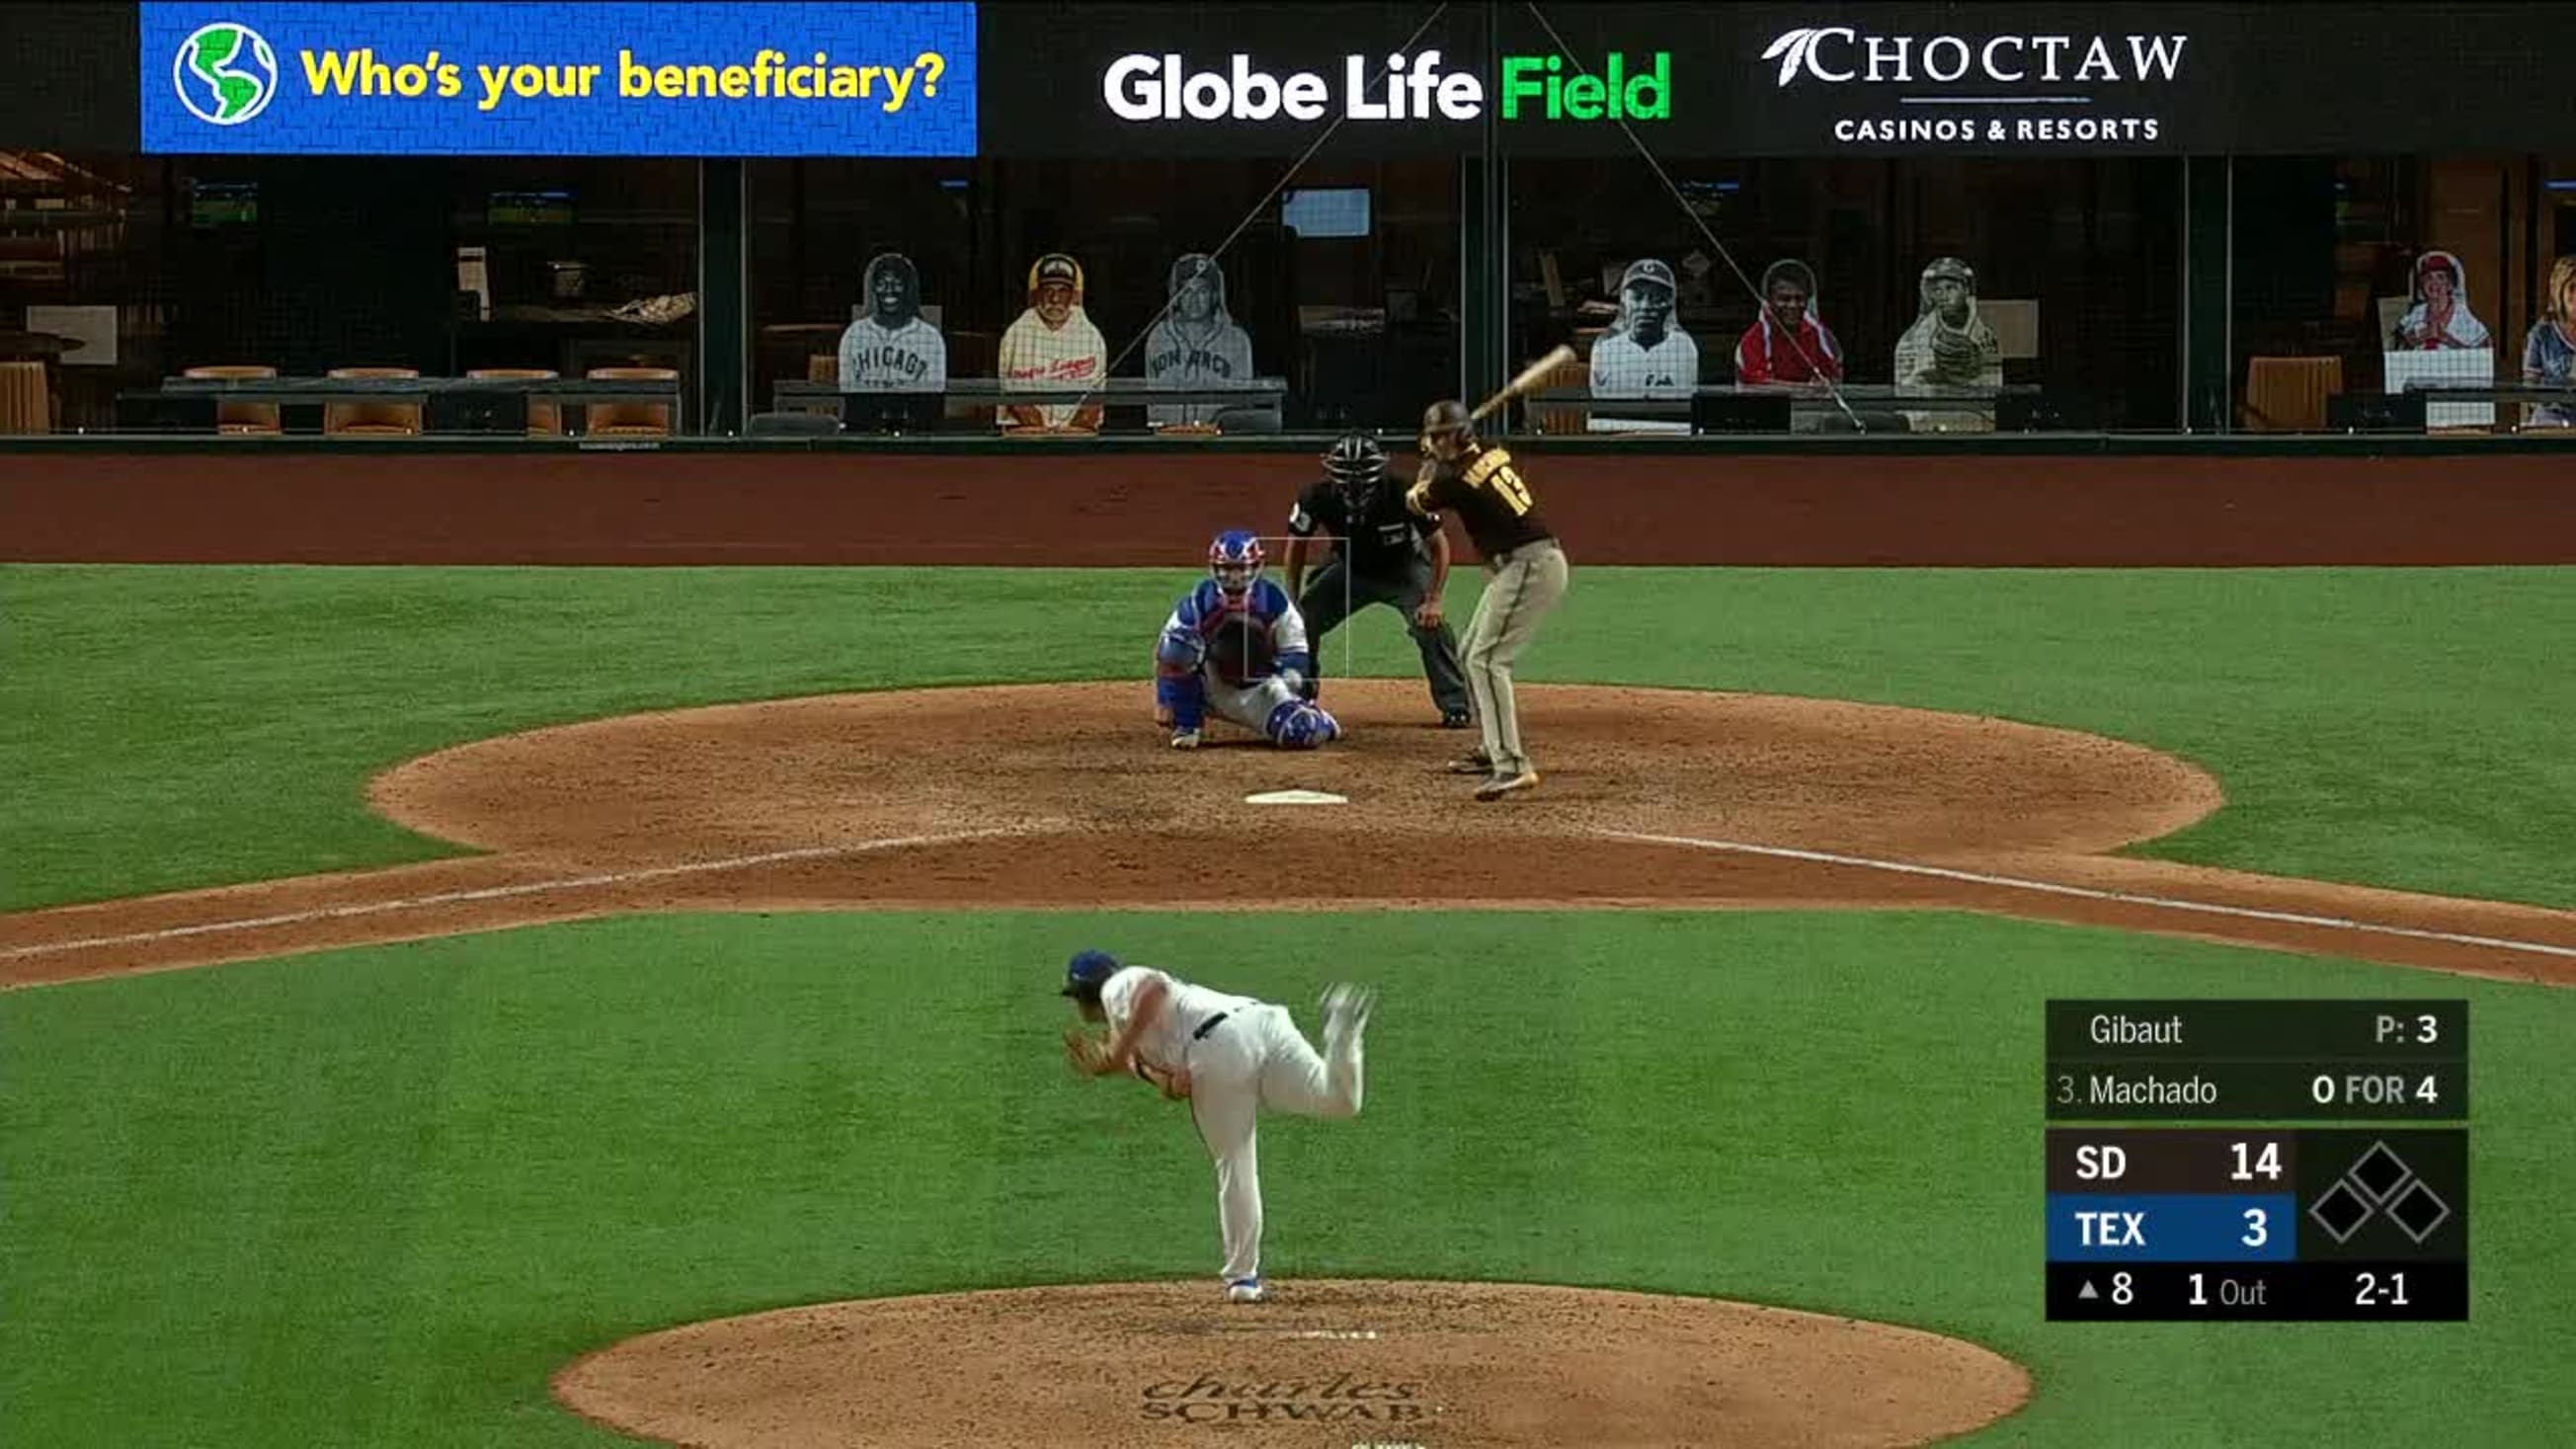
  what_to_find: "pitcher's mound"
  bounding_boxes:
[553,1279,2030,1449]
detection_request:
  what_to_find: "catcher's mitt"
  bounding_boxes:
[1203,615,1276,686]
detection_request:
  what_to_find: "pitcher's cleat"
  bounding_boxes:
[1444,749,1493,775]
[1226,1277,1265,1304]
[1475,770,1541,801]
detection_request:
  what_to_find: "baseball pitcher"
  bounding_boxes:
[1155,529,1341,750]
[1061,948,1377,1303]
[1282,433,1473,729]
[1405,400,1570,800]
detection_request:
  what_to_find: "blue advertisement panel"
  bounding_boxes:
[140,2,977,155]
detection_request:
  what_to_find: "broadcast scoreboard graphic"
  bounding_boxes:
[2046,1001,2468,1321]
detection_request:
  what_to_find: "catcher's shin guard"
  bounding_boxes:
[1265,698,1338,750]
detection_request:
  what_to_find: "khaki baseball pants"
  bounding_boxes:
[1460,538,1570,776]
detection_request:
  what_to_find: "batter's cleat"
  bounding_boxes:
[1475,769,1542,801]
[1445,749,1493,775]
[1440,707,1474,729]
[1227,1277,1266,1304]
[1322,983,1378,1039]
[1170,728,1202,750]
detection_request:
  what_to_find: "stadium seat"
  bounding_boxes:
[184,363,282,436]
[584,366,679,437]
[322,367,424,437]
[465,367,562,437]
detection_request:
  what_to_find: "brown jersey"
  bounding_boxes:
[1417,445,1556,558]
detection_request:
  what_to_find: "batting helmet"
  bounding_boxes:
[1208,528,1265,595]
[1420,398,1477,459]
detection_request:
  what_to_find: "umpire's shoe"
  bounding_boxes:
[1440,707,1473,729]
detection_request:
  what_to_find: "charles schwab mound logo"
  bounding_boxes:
[174,21,281,126]
[1138,1372,1429,1424]
[1757,25,2189,146]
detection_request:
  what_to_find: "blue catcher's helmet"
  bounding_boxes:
[1208,528,1264,596]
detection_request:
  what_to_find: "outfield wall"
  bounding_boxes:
[4,447,2570,566]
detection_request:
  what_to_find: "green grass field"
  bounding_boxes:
[5,913,2570,1448]
[5,563,2573,1447]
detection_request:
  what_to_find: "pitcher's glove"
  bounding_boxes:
[1064,1026,1114,1076]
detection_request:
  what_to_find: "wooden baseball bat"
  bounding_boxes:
[1469,344,1577,423]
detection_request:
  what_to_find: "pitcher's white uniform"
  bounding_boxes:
[1099,965,1367,1287]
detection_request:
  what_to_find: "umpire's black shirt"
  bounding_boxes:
[1287,473,1438,577]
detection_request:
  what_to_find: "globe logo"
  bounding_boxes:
[173,22,280,126]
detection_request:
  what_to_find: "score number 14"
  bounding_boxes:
[2230,1140,2282,1181]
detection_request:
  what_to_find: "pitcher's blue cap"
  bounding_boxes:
[1062,949,1121,996]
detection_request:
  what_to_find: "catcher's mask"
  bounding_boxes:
[1208,528,1264,596]
[1419,399,1476,461]
[1061,948,1120,1005]
[1325,433,1386,511]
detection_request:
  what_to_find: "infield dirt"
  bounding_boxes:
[8,681,2572,986]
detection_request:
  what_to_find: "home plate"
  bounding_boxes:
[1246,788,1348,806]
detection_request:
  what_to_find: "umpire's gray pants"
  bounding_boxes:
[1296,555,1471,717]
[1461,538,1570,776]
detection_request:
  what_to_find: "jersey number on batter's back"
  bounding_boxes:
[1465,449,1535,516]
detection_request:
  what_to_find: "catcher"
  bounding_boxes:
[1154,528,1341,749]
[1061,948,1377,1303]
[1405,400,1570,799]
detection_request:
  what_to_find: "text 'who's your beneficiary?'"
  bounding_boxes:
[297,47,949,115]
[145,3,978,157]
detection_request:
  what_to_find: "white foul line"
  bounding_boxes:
[1597,829,2576,962]
[0,828,1027,962]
